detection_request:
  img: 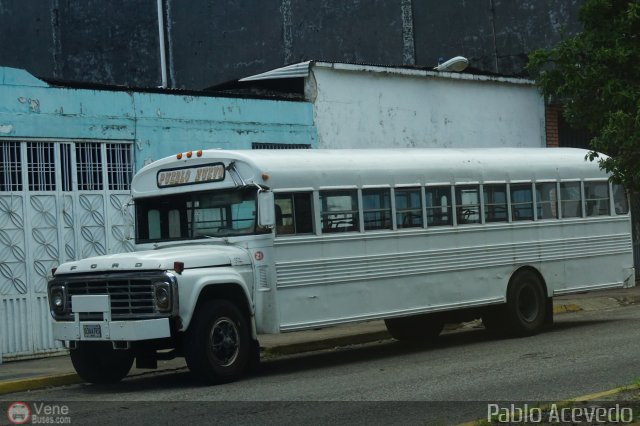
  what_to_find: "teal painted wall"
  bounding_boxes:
[0,67,317,170]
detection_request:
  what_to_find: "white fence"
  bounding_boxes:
[0,140,134,362]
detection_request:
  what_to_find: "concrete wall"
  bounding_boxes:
[0,0,584,89]
[307,65,545,149]
[0,67,316,169]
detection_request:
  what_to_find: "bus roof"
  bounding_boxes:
[131,148,608,197]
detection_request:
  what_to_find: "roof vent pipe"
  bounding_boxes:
[157,0,168,88]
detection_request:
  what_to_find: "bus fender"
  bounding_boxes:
[178,267,256,339]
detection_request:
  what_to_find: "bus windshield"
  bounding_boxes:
[135,187,259,243]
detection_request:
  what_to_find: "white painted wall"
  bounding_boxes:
[306,66,545,149]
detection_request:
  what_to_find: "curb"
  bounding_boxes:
[0,302,585,395]
[553,303,583,314]
[0,373,82,396]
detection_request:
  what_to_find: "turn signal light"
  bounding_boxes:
[174,261,185,274]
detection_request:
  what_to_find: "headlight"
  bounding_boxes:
[153,282,172,313]
[48,285,67,315]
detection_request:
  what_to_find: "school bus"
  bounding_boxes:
[47,148,634,384]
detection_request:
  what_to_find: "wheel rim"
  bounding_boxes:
[209,317,240,367]
[517,283,539,323]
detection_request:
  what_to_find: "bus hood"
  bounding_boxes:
[54,244,251,274]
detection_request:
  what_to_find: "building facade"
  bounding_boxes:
[0,66,315,362]
[0,0,584,89]
[0,59,607,361]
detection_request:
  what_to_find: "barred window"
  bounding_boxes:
[274,192,314,235]
[76,143,103,190]
[560,182,582,218]
[510,184,534,221]
[584,181,610,216]
[27,142,56,191]
[395,187,423,228]
[536,183,558,219]
[59,144,73,192]
[362,188,391,230]
[426,186,452,226]
[106,144,133,190]
[483,184,507,223]
[320,190,359,233]
[613,184,628,215]
[0,141,22,191]
[455,186,480,225]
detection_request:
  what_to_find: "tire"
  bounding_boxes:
[184,299,251,384]
[70,342,134,384]
[384,314,444,343]
[504,269,547,337]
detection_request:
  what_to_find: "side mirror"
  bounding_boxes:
[257,191,275,228]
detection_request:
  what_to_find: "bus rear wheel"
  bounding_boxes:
[504,269,547,336]
[384,314,444,343]
[184,299,251,384]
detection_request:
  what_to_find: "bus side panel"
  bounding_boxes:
[274,218,632,331]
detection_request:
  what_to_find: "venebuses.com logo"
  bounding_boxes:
[6,401,71,424]
[6,401,30,425]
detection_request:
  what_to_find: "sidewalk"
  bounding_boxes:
[1,286,639,395]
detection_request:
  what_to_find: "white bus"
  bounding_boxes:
[48,148,634,384]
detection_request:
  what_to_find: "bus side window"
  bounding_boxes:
[362,188,392,230]
[426,186,452,226]
[510,184,534,221]
[320,190,359,233]
[560,182,582,218]
[613,184,629,214]
[483,184,507,222]
[584,181,610,216]
[275,193,314,235]
[536,183,558,219]
[395,187,423,228]
[455,185,480,224]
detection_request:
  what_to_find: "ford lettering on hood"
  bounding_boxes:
[54,244,251,274]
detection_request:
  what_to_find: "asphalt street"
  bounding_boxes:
[3,303,640,425]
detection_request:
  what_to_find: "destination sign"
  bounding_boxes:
[157,163,225,187]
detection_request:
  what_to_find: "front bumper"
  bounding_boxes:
[51,293,172,342]
[52,318,171,342]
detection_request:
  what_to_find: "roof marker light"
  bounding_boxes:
[186,151,193,158]
[176,153,183,159]
[197,150,203,157]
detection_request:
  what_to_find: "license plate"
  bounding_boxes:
[83,324,102,338]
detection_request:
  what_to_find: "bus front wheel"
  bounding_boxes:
[384,314,444,343]
[70,342,134,384]
[184,299,251,384]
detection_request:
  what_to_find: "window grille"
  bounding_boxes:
[251,143,311,150]
[106,144,133,190]
[27,142,56,191]
[76,143,103,191]
[0,141,22,191]
[59,144,73,192]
